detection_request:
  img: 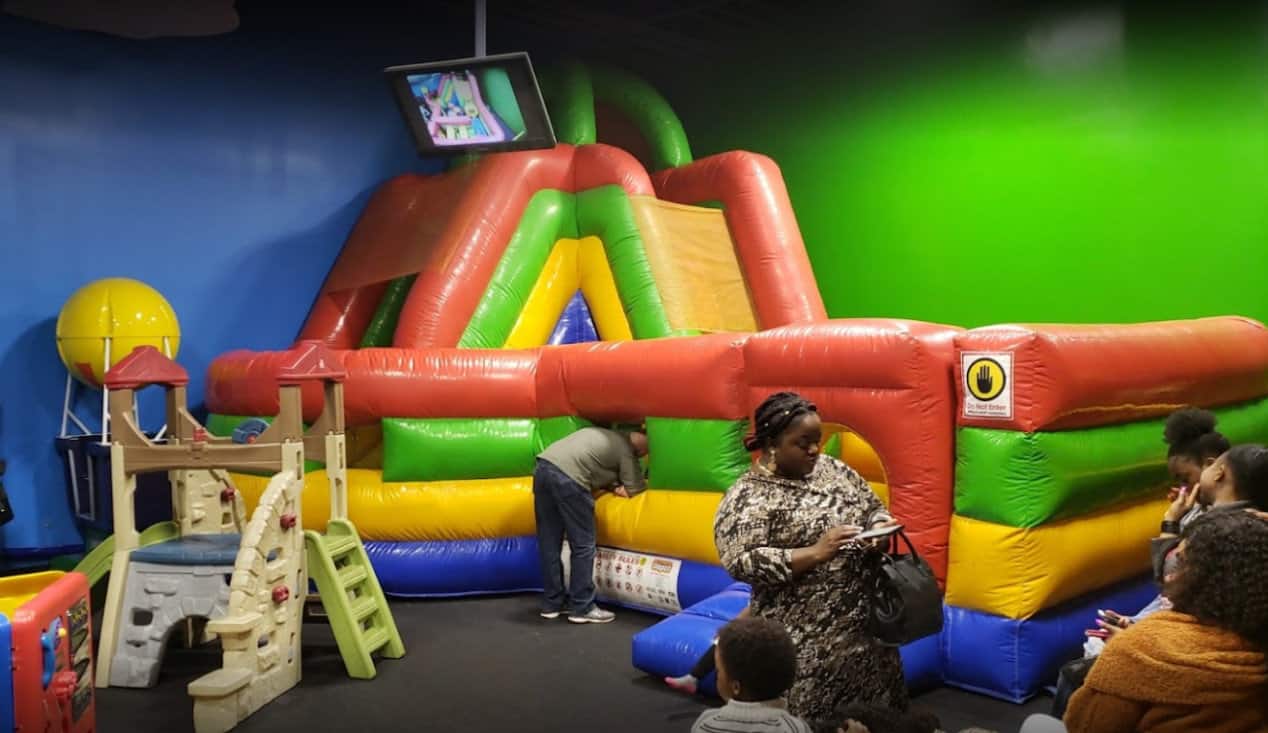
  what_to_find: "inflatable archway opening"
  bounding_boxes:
[822,422,889,506]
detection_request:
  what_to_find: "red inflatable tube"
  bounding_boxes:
[209,338,753,426]
[208,348,545,425]
[955,317,1268,431]
[743,320,962,582]
[296,282,388,351]
[535,333,750,422]
[652,152,827,330]
[743,320,960,390]
[298,170,472,349]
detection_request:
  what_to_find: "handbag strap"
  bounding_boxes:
[883,527,921,561]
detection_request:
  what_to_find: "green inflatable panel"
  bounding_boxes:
[589,65,693,171]
[538,62,691,171]
[459,191,578,348]
[575,186,673,339]
[539,62,596,146]
[646,418,750,492]
[359,274,417,348]
[478,67,527,138]
[459,186,673,347]
[822,432,843,459]
[382,417,538,482]
[955,397,1268,527]
[535,416,594,453]
[381,416,595,482]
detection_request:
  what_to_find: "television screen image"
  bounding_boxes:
[386,52,555,155]
[409,70,516,146]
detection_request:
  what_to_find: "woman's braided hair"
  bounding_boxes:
[744,392,817,452]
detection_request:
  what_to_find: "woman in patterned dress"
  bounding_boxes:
[714,391,906,721]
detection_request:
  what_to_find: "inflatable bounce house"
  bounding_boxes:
[200,64,1268,702]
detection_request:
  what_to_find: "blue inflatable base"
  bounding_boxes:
[631,584,944,696]
[364,537,733,612]
[942,574,1159,702]
[366,537,543,598]
[364,536,1156,703]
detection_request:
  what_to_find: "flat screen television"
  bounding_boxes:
[384,52,556,156]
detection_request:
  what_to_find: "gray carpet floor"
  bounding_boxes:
[95,594,1050,732]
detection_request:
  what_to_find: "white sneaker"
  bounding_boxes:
[539,610,562,620]
[567,607,615,624]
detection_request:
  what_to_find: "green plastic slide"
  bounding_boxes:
[73,520,179,587]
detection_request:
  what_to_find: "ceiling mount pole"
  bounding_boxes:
[474,0,487,56]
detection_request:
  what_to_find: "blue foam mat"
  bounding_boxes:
[364,537,734,612]
[631,585,944,696]
[942,574,1159,702]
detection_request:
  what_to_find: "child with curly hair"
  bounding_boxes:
[691,616,812,733]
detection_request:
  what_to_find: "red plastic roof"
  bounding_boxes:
[103,345,190,389]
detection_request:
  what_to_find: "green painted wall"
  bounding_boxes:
[661,7,1267,328]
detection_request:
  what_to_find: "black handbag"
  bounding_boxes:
[869,527,943,647]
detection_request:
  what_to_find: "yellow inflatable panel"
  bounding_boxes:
[945,497,1168,619]
[575,236,634,340]
[629,196,757,333]
[596,490,721,565]
[868,482,890,509]
[504,237,632,348]
[841,433,887,485]
[822,422,887,485]
[230,470,534,542]
[505,239,579,348]
[231,470,721,563]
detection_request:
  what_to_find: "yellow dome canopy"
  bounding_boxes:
[56,278,180,387]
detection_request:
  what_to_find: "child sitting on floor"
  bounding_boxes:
[691,616,811,733]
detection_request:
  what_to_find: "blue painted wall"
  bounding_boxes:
[0,15,453,555]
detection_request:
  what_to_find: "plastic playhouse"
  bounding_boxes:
[74,341,403,732]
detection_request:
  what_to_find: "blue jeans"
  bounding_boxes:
[533,459,597,615]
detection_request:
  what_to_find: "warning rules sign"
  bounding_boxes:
[593,548,682,614]
[561,543,683,614]
[962,352,1013,419]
